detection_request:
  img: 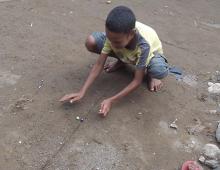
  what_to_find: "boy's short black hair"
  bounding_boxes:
[106,6,136,33]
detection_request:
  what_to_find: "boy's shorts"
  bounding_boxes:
[91,32,169,79]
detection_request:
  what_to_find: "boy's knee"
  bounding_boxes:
[148,65,169,79]
[148,55,169,79]
[85,35,97,52]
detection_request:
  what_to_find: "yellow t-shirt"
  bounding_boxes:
[101,21,163,68]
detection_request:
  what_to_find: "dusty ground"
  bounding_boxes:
[0,0,220,169]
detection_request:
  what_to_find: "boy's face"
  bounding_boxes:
[106,27,135,49]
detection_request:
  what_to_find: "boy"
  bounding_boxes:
[60,6,169,116]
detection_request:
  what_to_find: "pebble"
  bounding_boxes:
[169,123,178,129]
[106,0,111,4]
[208,82,220,94]
[38,80,44,89]
[169,119,178,129]
[205,160,219,169]
[19,140,22,144]
[202,143,220,159]
[76,116,80,120]
[199,143,220,169]
[216,123,220,142]
[199,155,205,163]
[209,110,217,114]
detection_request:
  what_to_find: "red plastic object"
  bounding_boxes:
[181,161,202,170]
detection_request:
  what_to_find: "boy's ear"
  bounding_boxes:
[131,28,136,35]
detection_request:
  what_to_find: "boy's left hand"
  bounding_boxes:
[99,98,113,117]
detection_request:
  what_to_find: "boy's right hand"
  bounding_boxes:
[59,92,84,103]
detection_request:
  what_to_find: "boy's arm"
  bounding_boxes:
[99,68,145,116]
[60,53,108,102]
[80,53,107,95]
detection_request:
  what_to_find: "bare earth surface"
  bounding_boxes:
[0,0,220,169]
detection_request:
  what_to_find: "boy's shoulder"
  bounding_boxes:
[135,21,157,36]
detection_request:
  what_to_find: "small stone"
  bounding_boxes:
[138,112,143,115]
[209,110,217,114]
[170,123,178,129]
[208,83,220,94]
[19,140,22,144]
[80,118,84,122]
[106,0,111,4]
[169,119,178,129]
[205,159,219,169]
[216,123,220,142]
[202,144,220,159]
[208,82,214,86]
[199,155,205,163]
[76,116,80,120]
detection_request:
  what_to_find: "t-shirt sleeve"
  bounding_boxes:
[101,39,112,54]
[135,43,150,69]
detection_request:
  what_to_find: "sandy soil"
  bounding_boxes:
[0,0,220,169]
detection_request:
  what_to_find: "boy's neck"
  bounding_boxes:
[125,32,138,50]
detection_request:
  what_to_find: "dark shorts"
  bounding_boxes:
[91,32,169,79]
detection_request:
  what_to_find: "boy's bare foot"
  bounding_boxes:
[148,77,163,92]
[104,60,125,73]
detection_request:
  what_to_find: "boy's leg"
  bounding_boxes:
[85,32,106,54]
[85,32,125,72]
[146,53,169,92]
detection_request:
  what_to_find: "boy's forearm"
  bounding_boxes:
[109,69,144,102]
[109,80,141,102]
[79,54,107,95]
[80,64,103,95]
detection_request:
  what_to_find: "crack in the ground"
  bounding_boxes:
[40,96,104,170]
[40,123,80,170]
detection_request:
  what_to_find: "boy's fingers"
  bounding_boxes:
[59,95,70,102]
[70,96,81,103]
[103,106,109,115]
[60,93,79,102]
[100,103,104,112]
[103,109,109,117]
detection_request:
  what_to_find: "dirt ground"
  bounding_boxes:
[0,0,220,169]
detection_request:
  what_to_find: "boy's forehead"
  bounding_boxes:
[106,29,127,40]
